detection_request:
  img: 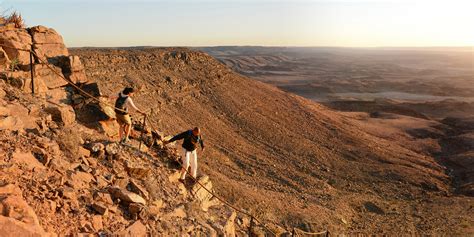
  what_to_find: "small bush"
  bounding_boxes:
[57,127,83,160]
[4,11,24,28]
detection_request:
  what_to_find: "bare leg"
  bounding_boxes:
[124,124,131,140]
[118,123,124,141]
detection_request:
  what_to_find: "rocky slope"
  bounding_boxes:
[71,47,473,235]
[1,21,473,235]
[1,23,249,236]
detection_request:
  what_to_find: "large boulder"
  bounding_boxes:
[191,175,215,209]
[45,88,71,104]
[63,55,87,83]
[11,151,45,171]
[45,105,76,126]
[0,184,48,236]
[29,26,64,44]
[0,28,32,65]
[116,221,147,237]
[0,103,39,131]
[0,216,45,237]
[108,186,147,205]
[125,161,150,179]
[7,70,49,94]
[49,55,88,84]
[29,26,68,63]
[34,64,69,89]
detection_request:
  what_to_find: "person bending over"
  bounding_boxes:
[164,127,205,182]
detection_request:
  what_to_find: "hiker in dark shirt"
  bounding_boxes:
[164,127,205,181]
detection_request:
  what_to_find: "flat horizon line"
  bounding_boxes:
[69,45,474,50]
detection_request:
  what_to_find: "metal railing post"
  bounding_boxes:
[29,47,34,95]
[249,216,254,237]
[138,114,147,151]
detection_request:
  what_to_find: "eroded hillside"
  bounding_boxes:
[71,47,474,235]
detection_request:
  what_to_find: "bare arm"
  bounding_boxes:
[127,98,145,114]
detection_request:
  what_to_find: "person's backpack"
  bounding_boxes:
[187,130,201,144]
[114,94,128,114]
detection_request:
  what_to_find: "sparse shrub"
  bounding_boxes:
[9,57,19,78]
[4,11,24,28]
[56,127,83,160]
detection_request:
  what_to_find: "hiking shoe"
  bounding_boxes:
[120,138,130,144]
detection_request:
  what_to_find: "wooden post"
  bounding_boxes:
[29,49,34,95]
[148,109,154,150]
[138,114,147,152]
[248,216,254,237]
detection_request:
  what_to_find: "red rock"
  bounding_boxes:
[117,221,147,237]
[0,185,47,236]
[0,47,9,70]
[94,192,113,205]
[95,176,108,188]
[91,215,103,231]
[78,147,91,158]
[125,161,150,179]
[76,233,94,237]
[79,220,94,233]
[0,184,22,196]
[68,171,93,189]
[29,25,68,62]
[45,105,76,127]
[108,186,146,205]
[0,28,32,65]
[68,70,88,84]
[10,75,49,94]
[34,64,68,89]
[128,202,144,217]
[91,202,108,215]
[48,200,56,214]
[129,179,149,200]
[0,216,45,237]
[148,199,163,218]
[29,25,65,44]
[164,205,187,219]
[61,187,76,200]
[11,151,45,171]
[191,175,213,206]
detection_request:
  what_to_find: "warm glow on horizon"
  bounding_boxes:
[2,0,474,47]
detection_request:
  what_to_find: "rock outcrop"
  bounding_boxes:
[0,27,32,65]
[0,47,9,70]
[0,184,49,236]
[29,25,69,63]
[0,23,89,111]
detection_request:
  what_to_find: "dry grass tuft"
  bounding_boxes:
[56,127,83,160]
[4,11,24,28]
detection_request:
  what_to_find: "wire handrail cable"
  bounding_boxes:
[0,43,330,236]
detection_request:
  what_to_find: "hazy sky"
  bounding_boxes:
[2,0,473,47]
